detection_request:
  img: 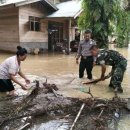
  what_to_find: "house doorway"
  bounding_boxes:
[48,21,63,52]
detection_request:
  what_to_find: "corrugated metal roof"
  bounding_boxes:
[47,0,82,18]
[0,0,58,10]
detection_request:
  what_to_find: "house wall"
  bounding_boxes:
[19,2,48,52]
[0,7,19,52]
[0,2,76,52]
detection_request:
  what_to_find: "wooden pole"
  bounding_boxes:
[70,103,85,130]
[18,123,30,130]
[83,73,111,85]
[52,88,58,97]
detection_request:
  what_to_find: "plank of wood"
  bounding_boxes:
[70,103,85,130]
[83,73,111,85]
[18,123,30,130]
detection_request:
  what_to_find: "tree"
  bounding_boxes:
[116,0,130,47]
[116,11,130,47]
[78,0,129,48]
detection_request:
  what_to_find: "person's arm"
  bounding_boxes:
[96,51,107,79]
[10,75,27,90]
[100,64,106,80]
[76,43,81,64]
[18,69,30,84]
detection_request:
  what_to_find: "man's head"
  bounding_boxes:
[84,29,92,41]
[90,45,99,56]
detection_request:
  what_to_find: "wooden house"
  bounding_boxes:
[0,0,82,52]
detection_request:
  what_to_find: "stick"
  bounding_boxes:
[52,88,58,97]
[18,123,30,130]
[70,103,85,130]
[83,73,111,85]
[98,109,104,118]
[88,87,94,98]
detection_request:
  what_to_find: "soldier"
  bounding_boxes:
[76,29,96,80]
[90,45,127,93]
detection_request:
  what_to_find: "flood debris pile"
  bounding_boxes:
[0,80,75,130]
[67,88,130,130]
[71,96,130,130]
[0,80,130,130]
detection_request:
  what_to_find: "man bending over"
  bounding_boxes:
[90,45,127,93]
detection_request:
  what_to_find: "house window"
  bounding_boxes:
[29,16,40,31]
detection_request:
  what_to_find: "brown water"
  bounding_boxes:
[0,46,130,130]
[0,47,130,99]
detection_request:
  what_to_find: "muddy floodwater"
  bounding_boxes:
[0,47,130,99]
[0,46,130,130]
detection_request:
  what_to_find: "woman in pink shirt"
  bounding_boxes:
[0,46,30,96]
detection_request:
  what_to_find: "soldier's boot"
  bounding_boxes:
[109,83,115,89]
[114,87,123,93]
[118,87,123,93]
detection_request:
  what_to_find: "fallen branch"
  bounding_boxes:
[87,87,94,98]
[18,123,30,130]
[0,81,40,126]
[70,103,85,130]
[98,108,104,118]
[0,80,129,130]
[80,87,94,98]
[52,88,59,97]
[83,73,111,85]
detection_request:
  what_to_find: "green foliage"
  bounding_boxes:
[78,0,129,48]
[116,11,130,47]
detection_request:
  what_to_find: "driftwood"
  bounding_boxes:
[18,123,30,130]
[70,103,85,130]
[83,73,111,85]
[0,80,40,126]
[0,80,75,129]
[0,80,129,130]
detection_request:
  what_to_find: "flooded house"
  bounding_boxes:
[0,0,82,53]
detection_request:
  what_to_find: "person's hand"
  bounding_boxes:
[76,58,79,64]
[25,78,30,84]
[21,84,28,90]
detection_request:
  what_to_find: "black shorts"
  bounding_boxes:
[0,79,14,92]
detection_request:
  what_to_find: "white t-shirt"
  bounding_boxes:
[0,56,20,79]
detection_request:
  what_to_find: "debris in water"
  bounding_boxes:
[0,80,130,130]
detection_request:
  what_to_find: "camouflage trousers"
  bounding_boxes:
[110,60,127,88]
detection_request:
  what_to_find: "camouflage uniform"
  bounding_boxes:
[96,50,127,89]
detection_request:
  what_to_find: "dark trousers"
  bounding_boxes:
[0,79,14,92]
[79,56,93,79]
